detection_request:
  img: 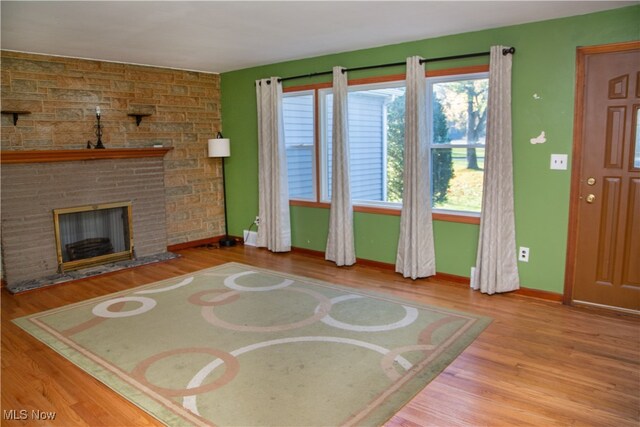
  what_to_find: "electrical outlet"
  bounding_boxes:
[550,154,568,170]
[518,246,530,262]
[254,216,260,226]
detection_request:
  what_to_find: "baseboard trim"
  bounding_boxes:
[432,272,471,285]
[291,247,394,270]
[290,246,325,258]
[167,235,227,251]
[290,245,562,302]
[514,287,563,302]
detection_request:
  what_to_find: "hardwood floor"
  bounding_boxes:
[2,245,638,426]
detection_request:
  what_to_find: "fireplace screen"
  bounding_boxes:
[53,202,133,272]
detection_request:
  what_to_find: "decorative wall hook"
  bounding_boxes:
[128,113,152,126]
[1,110,31,126]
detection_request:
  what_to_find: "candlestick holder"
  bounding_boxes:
[94,112,105,149]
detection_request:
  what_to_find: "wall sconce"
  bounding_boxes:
[208,132,235,247]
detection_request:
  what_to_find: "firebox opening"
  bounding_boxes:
[53,201,134,272]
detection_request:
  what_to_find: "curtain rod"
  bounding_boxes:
[259,47,515,85]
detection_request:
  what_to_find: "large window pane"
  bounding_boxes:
[432,147,485,212]
[283,92,315,200]
[430,74,488,213]
[433,77,488,146]
[322,84,405,204]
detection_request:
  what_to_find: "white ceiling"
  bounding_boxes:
[1,1,634,74]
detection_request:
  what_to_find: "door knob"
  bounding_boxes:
[586,177,596,186]
[586,194,596,203]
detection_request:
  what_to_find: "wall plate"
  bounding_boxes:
[550,154,568,170]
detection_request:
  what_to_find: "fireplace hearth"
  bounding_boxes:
[6,252,179,294]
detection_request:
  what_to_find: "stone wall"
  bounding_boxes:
[1,50,225,246]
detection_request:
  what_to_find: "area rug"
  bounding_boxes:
[14,262,491,426]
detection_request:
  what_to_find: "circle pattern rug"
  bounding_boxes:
[14,262,491,426]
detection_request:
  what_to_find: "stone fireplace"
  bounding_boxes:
[0,148,171,287]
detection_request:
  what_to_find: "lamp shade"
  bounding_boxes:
[208,138,230,158]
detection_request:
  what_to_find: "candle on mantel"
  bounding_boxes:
[96,106,101,117]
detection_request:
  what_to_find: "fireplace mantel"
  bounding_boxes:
[0,148,173,164]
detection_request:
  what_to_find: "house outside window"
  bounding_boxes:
[320,82,406,205]
[282,91,315,200]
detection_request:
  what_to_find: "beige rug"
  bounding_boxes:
[15,262,491,426]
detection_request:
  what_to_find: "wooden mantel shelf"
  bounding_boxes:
[0,148,173,164]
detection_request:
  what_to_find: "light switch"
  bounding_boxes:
[550,154,568,170]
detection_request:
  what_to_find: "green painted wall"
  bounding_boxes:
[221,6,640,292]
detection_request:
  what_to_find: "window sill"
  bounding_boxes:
[289,200,480,224]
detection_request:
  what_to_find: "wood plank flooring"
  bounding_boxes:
[2,245,638,426]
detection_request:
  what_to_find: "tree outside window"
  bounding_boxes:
[386,94,453,206]
[432,74,488,212]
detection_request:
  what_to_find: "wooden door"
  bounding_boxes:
[566,42,640,312]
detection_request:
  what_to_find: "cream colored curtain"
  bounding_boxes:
[255,78,291,252]
[395,56,436,279]
[325,67,355,266]
[471,46,520,294]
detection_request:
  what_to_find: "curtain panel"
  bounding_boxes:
[255,78,291,252]
[471,46,520,294]
[325,67,356,266]
[395,56,436,279]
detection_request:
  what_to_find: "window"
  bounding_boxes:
[320,82,406,205]
[282,91,315,200]
[281,68,489,217]
[429,73,488,213]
